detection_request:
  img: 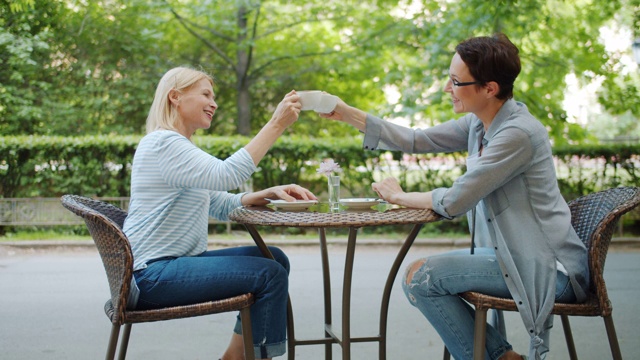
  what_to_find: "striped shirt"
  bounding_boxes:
[123,130,256,271]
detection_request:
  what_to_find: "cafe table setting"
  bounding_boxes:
[229,161,442,359]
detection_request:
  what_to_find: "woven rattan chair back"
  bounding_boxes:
[61,194,256,360]
[442,186,640,360]
[61,195,132,323]
[568,187,640,313]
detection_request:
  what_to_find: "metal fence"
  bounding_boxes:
[0,196,637,237]
[0,197,232,233]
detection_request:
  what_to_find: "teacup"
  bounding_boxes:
[298,90,322,111]
[316,93,338,113]
[298,91,338,113]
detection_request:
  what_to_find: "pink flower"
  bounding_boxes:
[317,159,343,177]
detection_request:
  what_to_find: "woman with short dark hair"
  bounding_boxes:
[320,34,589,360]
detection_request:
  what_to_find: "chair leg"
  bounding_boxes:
[560,315,578,360]
[117,324,132,360]
[443,346,451,360]
[240,307,255,360]
[603,315,622,360]
[473,308,487,360]
[106,324,121,360]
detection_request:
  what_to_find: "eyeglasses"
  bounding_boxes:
[450,78,481,87]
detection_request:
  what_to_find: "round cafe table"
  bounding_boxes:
[229,204,442,360]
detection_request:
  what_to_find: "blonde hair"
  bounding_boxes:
[145,67,214,134]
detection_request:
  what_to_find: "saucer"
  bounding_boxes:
[268,199,318,211]
[339,198,381,209]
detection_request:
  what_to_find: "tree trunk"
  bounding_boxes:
[236,5,251,136]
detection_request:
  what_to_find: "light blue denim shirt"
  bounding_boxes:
[363,99,589,359]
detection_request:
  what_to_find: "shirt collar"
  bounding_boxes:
[485,98,518,140]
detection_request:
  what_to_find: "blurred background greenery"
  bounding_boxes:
[1,0,639,238]
[2,0,639,142]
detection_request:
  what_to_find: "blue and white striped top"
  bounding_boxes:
[123,130,256,271]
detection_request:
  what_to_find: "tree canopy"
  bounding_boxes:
[1,0,638,144]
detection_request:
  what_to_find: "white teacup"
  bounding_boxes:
[298,91,338,113]
[316,93,338,113]
[298,90,322,111]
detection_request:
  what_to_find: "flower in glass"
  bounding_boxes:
[317,159,342,177]
[318,159,342,211]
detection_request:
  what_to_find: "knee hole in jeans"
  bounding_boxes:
[405,259,426,285]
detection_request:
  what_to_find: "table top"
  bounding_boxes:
[228,206,441,228]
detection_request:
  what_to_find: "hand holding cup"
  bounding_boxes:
[297,90,338,113]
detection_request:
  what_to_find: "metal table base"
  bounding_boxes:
[244,222,424,360]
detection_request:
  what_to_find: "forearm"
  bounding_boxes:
[391,191,434,210]
[243,120,287,166]
[341,106,368,131]
[240,189,271,206]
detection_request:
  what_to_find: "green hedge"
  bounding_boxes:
[1,135,639,202]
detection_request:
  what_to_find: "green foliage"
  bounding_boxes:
[0,0,638,145]
[7,0,35,12]
[0,0,166,135]
[2,135,638,202]
[554,143,640,198]
[0,135,138,198]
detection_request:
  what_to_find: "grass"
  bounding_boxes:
[0,230,91,242]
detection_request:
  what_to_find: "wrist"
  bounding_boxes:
[265,117,287,134]
[345,107,367,131]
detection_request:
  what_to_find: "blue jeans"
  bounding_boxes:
[133,246,289,358]
[402,248,576,360]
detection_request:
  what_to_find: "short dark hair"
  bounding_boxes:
[455,33,521,100]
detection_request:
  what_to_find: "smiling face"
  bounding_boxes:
[170,78,217,138]
[443,52,485,115]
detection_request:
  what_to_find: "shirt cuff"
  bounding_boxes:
[362,113,383,151]
[431,187,454,219]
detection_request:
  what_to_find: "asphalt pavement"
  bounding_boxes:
[1,239,638,360]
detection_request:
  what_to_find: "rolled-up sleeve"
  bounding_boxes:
[209,191,244,220]
[431,187,455,219]
[362,114,388,151]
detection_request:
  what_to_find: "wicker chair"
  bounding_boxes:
[61,194,256,360]
[443,186,640,360]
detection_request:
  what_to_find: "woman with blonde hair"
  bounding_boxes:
[124,66,315,359]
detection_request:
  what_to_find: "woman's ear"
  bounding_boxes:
[484,81,500,98]
[168,89,180,106]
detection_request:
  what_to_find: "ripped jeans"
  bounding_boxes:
[133,246,289,358]
[402,248,576,360]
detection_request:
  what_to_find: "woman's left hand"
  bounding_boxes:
[371,177,405,204]
[242,184,317,206]
[269,184,317,202]
[371,177,434,210]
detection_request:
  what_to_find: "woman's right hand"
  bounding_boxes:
[244,91,301,166]
[317,95,367,132]
[269,90,302,129]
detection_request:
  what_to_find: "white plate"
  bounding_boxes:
[339,198,381,209]
[268,199,318,211]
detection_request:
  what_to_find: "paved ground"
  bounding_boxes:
[1,239,638,360]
